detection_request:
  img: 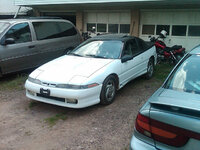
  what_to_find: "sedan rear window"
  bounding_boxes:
[165,55,200,94]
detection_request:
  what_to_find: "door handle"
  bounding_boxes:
[28,45,35,49]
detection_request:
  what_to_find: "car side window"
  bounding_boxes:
[136,38,149,52]
[123,39,140,57]
[33,22,59,40]
[33,21,77,40]
[4,23,31,44]
[123,40,133,57]
[57,22,77,37]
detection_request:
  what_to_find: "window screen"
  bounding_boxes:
[97,24,107,32]
[5,23,31,44]
[142,25,155,35]
[87,23,96,32]
[120,24,130,33]
[156,25,170,35]
[108,24,118,33]
[188,26,200,36]
[172,25,187,36]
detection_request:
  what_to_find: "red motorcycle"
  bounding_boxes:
[150,30,185,64]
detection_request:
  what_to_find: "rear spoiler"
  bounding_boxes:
[150,102,200,118]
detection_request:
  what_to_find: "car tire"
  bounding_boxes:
[100,75,117,105]
[0,67,2,78]
[145,58,154,79]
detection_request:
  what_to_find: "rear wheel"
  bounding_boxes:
[0,67,2,78]
[145,58,154,79]
[100,75,116,105]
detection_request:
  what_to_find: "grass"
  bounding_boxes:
[0,74,28,91]
[154,63,174,82]
[0,63,173,91]
[29,101,38,108]
[44,113,67,127]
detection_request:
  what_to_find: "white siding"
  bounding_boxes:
[0,0,19,15]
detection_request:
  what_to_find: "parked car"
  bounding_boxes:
[25,34,157,108]
[130,45,200,150]
[0,17,82,77]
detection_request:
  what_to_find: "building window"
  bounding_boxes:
[142,25,155,35]
[188,26,200,36]
[120,24,130,33]
[172,25,187,36]
[108,24,118,33]
[156,25,170,35]
[97,24,107,32]
[87,23,96,32]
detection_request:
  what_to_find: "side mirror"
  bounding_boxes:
[121,55,133,63]
[2,38,15,45]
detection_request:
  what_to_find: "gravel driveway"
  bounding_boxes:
[0,76,162,150]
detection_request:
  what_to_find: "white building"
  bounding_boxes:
[0,0,29,19]
[14,0,200,50]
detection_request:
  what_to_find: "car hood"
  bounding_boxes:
[31,55,114,84]
[150,88,200,111]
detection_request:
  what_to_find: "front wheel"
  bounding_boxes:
[100,75,117,105]
[145,58,154,79]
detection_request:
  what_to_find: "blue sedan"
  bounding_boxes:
[130,45,200,150]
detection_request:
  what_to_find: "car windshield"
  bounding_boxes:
[165,55,200,94]
[0,22,10,34]
[70,40,123,59]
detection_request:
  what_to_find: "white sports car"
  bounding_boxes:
[25,34,157,108]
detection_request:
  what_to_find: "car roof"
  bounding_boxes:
[189,44,200,55]
[89,34,136,42]
[0,17,69,25]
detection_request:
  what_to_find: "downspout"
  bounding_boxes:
[14,6,21,18]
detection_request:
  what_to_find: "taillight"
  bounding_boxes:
[135,113,192,147]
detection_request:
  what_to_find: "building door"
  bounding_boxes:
[139,10,200,51]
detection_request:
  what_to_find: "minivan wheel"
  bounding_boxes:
[100,75,116,105]
[145,58,154,79]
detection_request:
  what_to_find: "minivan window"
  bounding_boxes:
[33,22,77,40]
[33,22,59,40]
[57,22,77,37]
[4,23,31,44]
[0,22,10,34]
[5,23,31,44]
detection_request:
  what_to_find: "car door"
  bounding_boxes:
[135,38,151,75]
[120,39,140,86]
[0,22,38,74]
[31,21,80,66]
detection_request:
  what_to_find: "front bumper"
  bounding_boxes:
[25,80,102,108]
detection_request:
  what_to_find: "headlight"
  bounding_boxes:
[56,83,99,89]
[28,77,41,85]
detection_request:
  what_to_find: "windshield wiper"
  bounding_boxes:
[85,54,107,59]
[69,53,83,57]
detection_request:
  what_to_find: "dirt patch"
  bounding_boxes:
[0,77,162,150]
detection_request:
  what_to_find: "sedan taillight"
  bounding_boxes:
[135,113,200,147]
